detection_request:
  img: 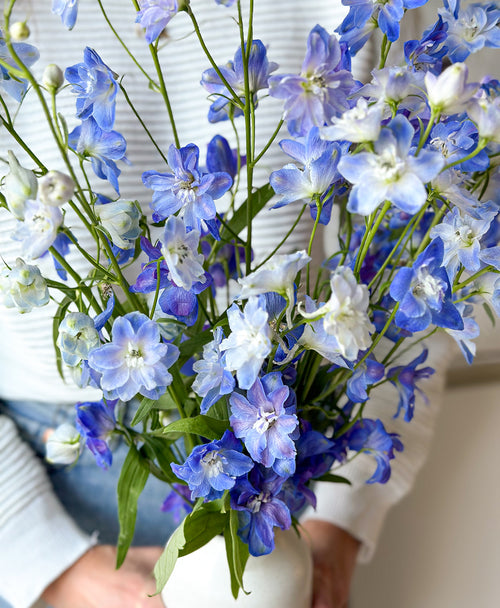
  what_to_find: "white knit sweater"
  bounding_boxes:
[0,1,455,606]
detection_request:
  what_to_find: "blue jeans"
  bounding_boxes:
[0,399,177,607]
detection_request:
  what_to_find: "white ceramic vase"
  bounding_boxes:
[161,528,313,608]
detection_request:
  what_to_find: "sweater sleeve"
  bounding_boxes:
[300,332,457,563]
[0,415,96,608]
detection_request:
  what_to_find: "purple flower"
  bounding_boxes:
[269,25,355,137]
[171,431,253,501]
[347,418,404,483]
[136,0,179,44]
[346,358,385,403]
[387,348,435,421]
[52,0,79,29]
[87,311,179,401]
[390,238,465,332]
[68,118,127,194]
[161,484,193,524]
[338,114,444,216]
[142,143,232,235]
[201,40,277,123]
[192,327,235,414]
[65,47,118,131]
[230,467,291,556]
[229,372,298,472]
[75,399,117,469]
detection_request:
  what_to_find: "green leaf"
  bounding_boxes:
[154,501,228,593]
[224,508,250,599]
[220,183,275,239]
[140,436,181,484]
[162,415,229,440]
[315,473,352,485]
[178,329,212,362]
[116,444,150,568]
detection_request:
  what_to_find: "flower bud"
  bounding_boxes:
[39,170,75,206]
[0,258,49,313]
[9,21,30,41]
[95,199,142,250]
[425,63,477,115]
[3,151,38,219]
[42,63,65,92]
[57,312,100,367]
[45,424,82,465]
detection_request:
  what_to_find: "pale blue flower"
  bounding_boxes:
[468,93,500,144]
[192,327,235,414]
[57,312,100,367]
[87,311,179,401]
[201,40,277,123]
[65,47,118,131]
[171,430,253,501]
[445,303,480,364]
[142,143,232,234]
[229,372,298,471]
[136,0,179,44]
[269,25,355,137]
[13,200,63,259]
[52,0,79,29]
[338,114,444,216]
[321,98,383,143]
[95,200,141,250]
[359,66,425,114]
[0,258,49,313]
[68,118,127,194]
[220,296,271,390]
[439,0,500,62]
[387,349,434,421]
[160,216,207,291]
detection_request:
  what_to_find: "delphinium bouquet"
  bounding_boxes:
[0,0,499,600]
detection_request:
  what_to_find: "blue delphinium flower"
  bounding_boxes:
[220,296,272,390]
[337,0,428,52]
[229,372,298,472]
[387,348,434,421]
[192,327,235,414]
[430,207,499,280]
[429,119,489,172]
[57,312,100,367]
[270,127,342,222]
[206,135,242,181]
[347,418,404,483]
[65,48,118,131]
[445,303,480,364]
[68,118,127,194]
[390,238,464,332]
[468,81,500,144]
[0,258,49,313]
[87,311,179,401]
[75,399,117,469]
[404,16,449,74]
[161,483,193,524]
[52,0,79,29]
[201,40,278,123]
[346,358,385,403]
[142,143,232,236]
[230,467,291,556]
[338,114,444,216]
[0,35,39,101]
[439,0,500,62]
[214,0,236,5]
[269,25,355,137]
[172,430,253,501]
[136,0,179,44]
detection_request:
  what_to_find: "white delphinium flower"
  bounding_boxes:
[96,199,141,250]
[0,258,49,313]
[300,266,374,361]
[321,98,383,143]
[220,295,272,390]
[237,250,311,327]
[425,63,477,115]
[39,171,75,207]
[45,424,82,465]
[160,215,207,290]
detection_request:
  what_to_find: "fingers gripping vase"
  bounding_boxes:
[161,528,313,608]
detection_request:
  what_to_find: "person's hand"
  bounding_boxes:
[41,544,165,608]
[301,520,361,608]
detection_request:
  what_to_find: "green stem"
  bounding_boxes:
[453,265,497,293]
[354,201,391,277]
[442,139,488,172]
[307,198,323,295]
